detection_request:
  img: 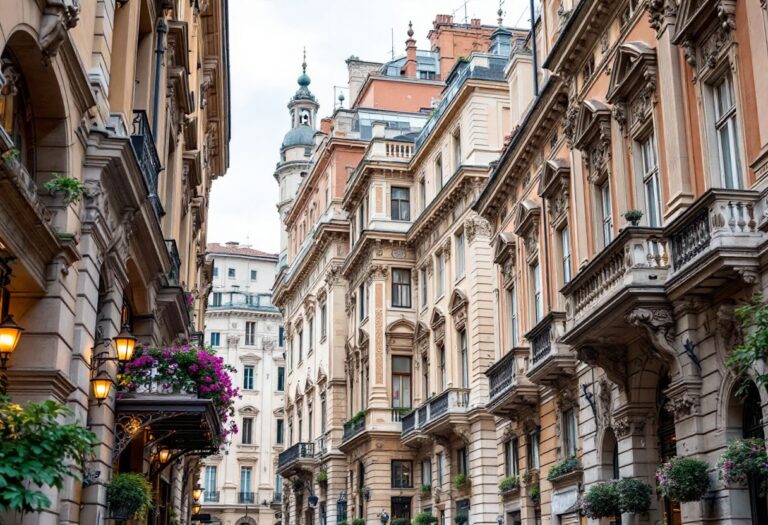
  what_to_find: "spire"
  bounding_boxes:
[407,20,414,39]
[302,46,307,74]
[497,1,504,26]
[297,47,311,88]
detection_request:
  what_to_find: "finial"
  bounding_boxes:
[302,46,307,74]
[407,21,414,38]
[498,1,504,26]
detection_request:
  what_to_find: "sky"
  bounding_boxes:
[207,0,532,254]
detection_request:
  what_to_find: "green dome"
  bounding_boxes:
[297,72,311,87]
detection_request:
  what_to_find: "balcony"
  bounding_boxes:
[130,110,163,220]
[164,239,181,286]
[401,388,470,445]
[342,417,366,442]
[271,492,283,509]
[277,442,316,476]
[238,492,255,504]
[367,139,414,162]
[561,227,668,348]
[525,312,576,386]
[485,347,538,417]
[315,435,327,457]
[665,189,764,299]
[203,491,220,503]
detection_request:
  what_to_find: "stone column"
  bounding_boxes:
[468,415,503,525]
[367,266,389,408]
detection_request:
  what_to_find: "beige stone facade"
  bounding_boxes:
[0,1,229,524]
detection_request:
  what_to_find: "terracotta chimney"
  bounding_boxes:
[404,21,417,78]
[320,117,333,135]
[471,18,481,28]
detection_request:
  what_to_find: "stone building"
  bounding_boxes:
[200,242,284,525]
[0,1,229,524]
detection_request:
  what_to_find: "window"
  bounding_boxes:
[210,332,221,346]
[453,128,462,170]
[419,71,436,80]
[211,292,222,307]
[457,447,468,476]
[212,267,219,277]
[563,408,577,458]
[320,303,327,339]
[279,326,285,347]
[308,405,314,441]
[435,254,444,298]
[435,155,443,190]
[243,366,254,390]
[298,328,304,362]
[455,232,465,279]
[600,181,614,245]
[504,438,519,477]
[245,321,256,346]
[308,318,314,353]
[240,466,253,496]
[436,452,445,486]
[391,187,411,221]
[532,262,543,322]
[250,269,258,281]
[289,339,294,369]
[422,355,430,400]
[640,133,662,227]
[420,268,428,308]
[508,286,518,347]
[527,431,540,469]
[438,345,447,391]
[277,366,285,391]
[713,74,742,189]
[391,460,413,488]
[204,466,217,500]
[561,226,572,284]
[241,417,253,444]
[288,419,293,446]
[392,269,412,308]
[276,418,284,444]
[321,396,327,434]
[459,330,469,388]
[419,178,426,211]
[392,356,412,409]
[421,458,432,486]
[358,201,366,236]
[228,268,236,278]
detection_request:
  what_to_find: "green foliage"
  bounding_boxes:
[624,209,644,223]
[43,173,88,205]
[726,295,768,398]
[579,482,620,518]
[317,468,328,483]
[616,478,653,514]
[352,519,366,525]
[347,410,366,426]
[522,468,537,486]
[453,473,469,489]
[1,148,19,162]
[106,472,153,519]
[392,518,410,525]
[547,457,580,481]
[717,438,768,486]
[392,406,412,417]
[528,484,540,503]
[292,478,304,491]
[454,512,468,525]
[498,475,520,492]
[419,483,431,494]
[413,512,438,525]
[337,521,348,525]
[0,397,96,515]
[656,456,710,502]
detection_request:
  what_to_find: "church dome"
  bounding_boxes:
[281,126,315,149]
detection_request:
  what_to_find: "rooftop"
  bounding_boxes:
[207,242,278,260]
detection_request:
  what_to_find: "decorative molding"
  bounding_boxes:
[40,0,81,61]
[464,213,492,243]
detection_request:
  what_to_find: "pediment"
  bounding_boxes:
[574,99,611,152]
[607,42,657,104]
[304,377,314,394]
[430,308,445,329]
[273,406,285,417]
[316,365,327,384]
[358,328,369,348]
[513,199,541,238]
[294,384,302,401]
[673,0,732,46]
[493,232,517,265]
[238,405,259,415]
[415,321,431,342]
[538,159,570,199]
[387,319,415,335]
[448,288,468,315]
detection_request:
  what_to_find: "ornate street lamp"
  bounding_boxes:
[89,324,137,405]
[0,257,23,394]
[91,371,113,403]
[192,503,201,515]
[158,448,171,464]
[112,325,137,362]
[192,484,204,502]
[380,510,389,524]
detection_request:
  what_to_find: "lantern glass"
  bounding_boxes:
[91,376,112,401]
[159,448,171,463]
[192,485,203,501]
[0,315,23,354]
[192,503,201,514]
[113,327,137,362]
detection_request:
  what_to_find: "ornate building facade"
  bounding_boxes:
[0,0,229,524]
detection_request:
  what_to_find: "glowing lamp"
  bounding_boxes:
[192,484,203,502]
[91,374,113,403]
[0,315,23,355]
[113,326,137,362]
[192,503,201,515]
[158,448,171,463]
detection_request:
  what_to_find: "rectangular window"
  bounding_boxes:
[455,232,465,280]
[532,262,543,322]
[459,330,469,388]
[713,74,742,189]
[457,447,468,475]
[436,452,444,486]
[419,178,426,211]
[600,181,614,245]
[563,409,577,458]
[245,321,256,346]
[250,269,258,281]
[308,406,314,441]
[435,254,444,298]
[308,318,314,353]
[210,332,221,347]
[561,226,572,284]
[435,155,443,190]
[391,460,413,489]
[420,267,428,308]
[453,128,462,170]
[211,292,222,307]
[527,431,540,469]
[504,438,520,477]
[321,396,327,434]
[277,366,285,391]
[358,201,366,236]
[359,284,366,321]
[439,345,446,391]
[298,328,304,362]
[392,356,412,409]
[392,269,412,308]
[391,187,411,221]
[228,268,236,278]
[240,466,252,496]
[421,458,432,486]
[320,303,327,339]
[279,326,285,347]
[640,133,662,227]
[508,286,518,347]
[243,366,254,390]
[241,417,253,444]
[212,267,219,278]
[204,466,217,500]
[276,418,284,444]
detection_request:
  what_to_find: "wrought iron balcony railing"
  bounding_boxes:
[487,350,517,402]
[342,416,366,442]
[130,110,163,220]
[238,492,255,504]
[401,388,470,438]
[203,491,219,503]
[277,442,315,471]
[164,239,181,286]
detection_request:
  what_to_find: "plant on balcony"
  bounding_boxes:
[392,518,410,525]
[420,483,432,495]
[43,172,88,205]
[413,512,438,525]
[347,410,366,426]
[352,518,366,525]
[547,457,580,481]
[337,521,348,525]
[317,467,328,484]
[292,478,304,492]
[616,478,652,514]
[392,406,412,418]
[716,437,768,487]
[0,397,96,516]
[579,482,620,518]
[522,468,538,486]
[119,345,239,440]
[656,456,710,502]
[499,475,520,493]
[106,473,153,520]
[1,147,19,163]
[184,292,195,313]
[528,484,540,505]
[725,295,768,397]
[454,512,468,525]
[453,473,470,490]
[623,209,643,226]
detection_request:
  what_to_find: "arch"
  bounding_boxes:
[597,427,619,481]
[238,405,259,415]
[235,517,257,525]
[387,318,415,334]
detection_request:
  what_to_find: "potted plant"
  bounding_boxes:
[656,456,710,502]
[359,486,370,500]
[717,437,768,486]
[528,484,541,505]
[43,172,88,205]
[292,478,304,492]
[616,477,653,514]
[420,483,431,496]
[522,468,539,486]
[352,519,366,525]
[0,397,96,517]
[317,467,328,484]
[624,209,643,226]
[106,473,153,520]
[453,473,469,490]
[499,475,520,493]
[579,481,620,519]
[547,457,581,481]
[392,518,410,525]
[413,512,438,525]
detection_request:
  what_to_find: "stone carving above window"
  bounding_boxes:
[573,99,612,182]
[40,0,81,61]
[672,0,736,71]
[538,159,571,228]
[493,232,517,287]
[430,308,446,344]
[448,289,469,331]
[607,43,658,136]
[514,199,541,262]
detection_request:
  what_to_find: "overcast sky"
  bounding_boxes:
[207,0,531,254]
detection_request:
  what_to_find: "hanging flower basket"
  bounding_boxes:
[717,438,768,486]
[106,473,153,520]
[616,478,653,514]
[579,481,620,519]
[656,456,711,502]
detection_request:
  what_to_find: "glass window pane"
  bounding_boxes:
[393,356,411,373]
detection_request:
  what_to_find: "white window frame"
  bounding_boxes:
[243,365,254,390]
[638,132,662,227]
[560,226,572,284]
[600,181,614,246]
[245,321,256,346]
[531,262,543,322]
[713,74,742,189]
[455,231,465,280]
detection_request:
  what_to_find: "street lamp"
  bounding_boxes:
[89,324,138,405]
[192,503,201,515]
[0,257,23,394]
[91,371,113,403]
[113,325,137,362]
[192,484,204,502]
[158,448,171,463]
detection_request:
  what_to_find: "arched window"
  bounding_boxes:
[0,51,34,170]
[742,382,768,524]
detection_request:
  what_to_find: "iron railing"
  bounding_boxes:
[342,417,365,442]
[487,350,517,402]
[130,110,163,220]
[203,491,219,502]
[238,492,255,504]
[278,442,315,470]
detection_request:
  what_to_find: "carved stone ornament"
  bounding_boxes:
[538,159,571,226]
[574,99,612,176]
[612,415,646,438]
[625,307,680,372]
[598,378,612,428]
[563,102,580,148]
[647,0,679,35]
[664,393,697,420]
[40,0,81,61]
[464,213,492,243]
[716,302,743,350]
[577,346,628,395]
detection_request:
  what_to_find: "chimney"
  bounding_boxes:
[371,121,387,139]
[404,21,417,78]
[471,18,481,28]
[320,117,333,135]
